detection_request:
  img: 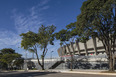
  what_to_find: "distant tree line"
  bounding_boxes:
[0,48,24,70]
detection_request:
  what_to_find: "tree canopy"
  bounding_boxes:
[0,48,23,70]
[76,0,116,71]
[20,25,56,70]
[0,48,15,55]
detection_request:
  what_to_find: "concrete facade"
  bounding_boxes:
[57,38,116,57]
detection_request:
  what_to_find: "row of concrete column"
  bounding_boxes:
[57,37,102,57]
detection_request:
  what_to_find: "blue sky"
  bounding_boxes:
[0,0,85,58]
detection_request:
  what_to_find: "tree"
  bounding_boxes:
[76,0,116,71]
[20,31,43,69]
[0,48,15,54]
[0,48,22,70]
[55,21,83,70]
[55,29,74,70]
[13,58,24,69]
[20,25,56,70]
[37,25,56,70]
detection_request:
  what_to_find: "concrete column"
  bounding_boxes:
[113,56,115,71]
[62,46,65,56]
[57,48,62,57]
[60,47,63,57]
[92,37,97,55]
[75,40,81,55]
[66,44,70,55]
[113,54,116,70]
[84,42,88,56]
[63,45,67,55]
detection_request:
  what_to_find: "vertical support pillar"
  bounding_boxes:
[75,40,81,55]
[84,42,88,56]
[66,45,69,55]
[62,46,65,56]
[63,45,67,55]
[92,37,97,55]
[113,56,116,71]
[60,46,63,57]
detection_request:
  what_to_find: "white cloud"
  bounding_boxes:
[0,0,60,58]
[0,0,51,57]
[0,30,21,49]
[12,0,50,34]
[38,0,50,7]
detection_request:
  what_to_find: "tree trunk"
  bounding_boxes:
[101,38,115,71]
[109,57,114,71]
[66,44,73,71]
[35,50,43,70]
[42,55,45,70]
[41,48,46,70]
[107,46,114,71]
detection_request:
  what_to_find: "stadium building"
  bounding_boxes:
[22,37,116,70]
[57,37,116,69]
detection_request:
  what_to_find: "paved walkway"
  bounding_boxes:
[48,69,116,76]
[1,71,116,77]
[1,69,116,76]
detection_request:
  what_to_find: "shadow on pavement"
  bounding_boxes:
[0,71,58,77]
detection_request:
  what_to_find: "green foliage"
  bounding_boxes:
[55,29,71,42]
[20,25,56,50]
[28,49,35,53]
[0,48,15,55]
[66,22,79,37]
[20,31,38,50]
[76,0,116,71]
[20,25,56,70]
[77,0,115,39]
[66,22,76,30]
[60,42,63,46]
[0,54,21,64]
[13,58,24,67]
[0,48,22,69]
[38,25,56,49]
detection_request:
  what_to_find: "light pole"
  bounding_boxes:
[51,51,54,71]
[24,51,28,72]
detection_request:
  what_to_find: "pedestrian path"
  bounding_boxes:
[1,69,116,76]
[48,69,116,76]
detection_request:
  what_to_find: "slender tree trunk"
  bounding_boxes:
[66,44,73,71]
[42,55,45,70]
[107,45,114,71]
[35,50,43,70]
[41,47,46,70]
[101,38,115,71]
[109,53,114,71]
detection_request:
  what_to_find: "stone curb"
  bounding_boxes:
[49,70,116,76]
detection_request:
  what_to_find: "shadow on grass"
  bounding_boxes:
[0,71,58,77]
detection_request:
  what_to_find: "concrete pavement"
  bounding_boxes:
[0,71,116,77]
[1,69,116,76]
[48,69,116,76]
